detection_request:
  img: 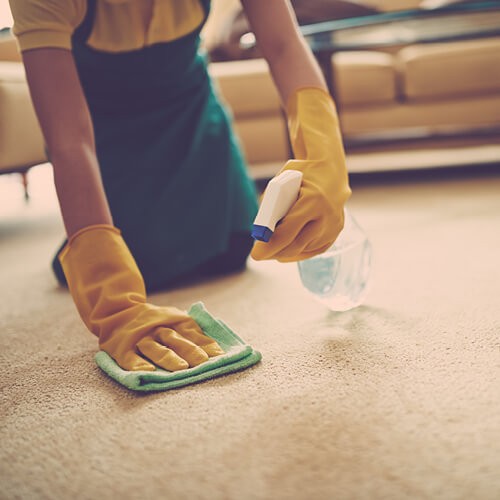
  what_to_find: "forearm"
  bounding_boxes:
[241,0,327,106]
[50,144,113,237]
[261,34,327,106]
[22,48,113,237]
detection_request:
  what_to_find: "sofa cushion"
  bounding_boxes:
[399,37,500,100]
[339,93,500,135]
[332,51,397,106]
[233,116,289,165]
[209,58,281,118]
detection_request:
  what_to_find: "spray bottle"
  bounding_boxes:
[252,170,372,312]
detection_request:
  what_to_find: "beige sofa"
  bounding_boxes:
[1,0,500,188]
[207,36,500,177]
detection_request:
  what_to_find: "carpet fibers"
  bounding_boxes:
[1,167,499,499]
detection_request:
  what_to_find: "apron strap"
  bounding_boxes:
[72,0,97,45]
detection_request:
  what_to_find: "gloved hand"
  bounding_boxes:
[251,87,351,262]
[59,225,224,371]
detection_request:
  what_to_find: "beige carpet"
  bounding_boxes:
[1,166,499,500]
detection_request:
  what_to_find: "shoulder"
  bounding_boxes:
[9,0,86,51]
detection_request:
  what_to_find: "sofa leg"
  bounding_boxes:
[20,171,29,201]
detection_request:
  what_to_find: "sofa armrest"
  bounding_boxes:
[0,34,21,62]
[0,61,47,172]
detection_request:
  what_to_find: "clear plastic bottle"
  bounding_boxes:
[297,209,372,312]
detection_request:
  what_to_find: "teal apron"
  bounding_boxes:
[65,0,258,289]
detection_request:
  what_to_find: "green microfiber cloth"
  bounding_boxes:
[94,302,261,392]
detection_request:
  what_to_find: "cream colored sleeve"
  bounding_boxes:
[9,0,86,52]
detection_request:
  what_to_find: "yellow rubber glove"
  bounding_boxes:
[251,87,351,262]
[59,225,224,372]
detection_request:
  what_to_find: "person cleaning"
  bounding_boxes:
[9,0,351,374]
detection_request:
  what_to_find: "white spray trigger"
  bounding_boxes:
[251,170,303,242]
